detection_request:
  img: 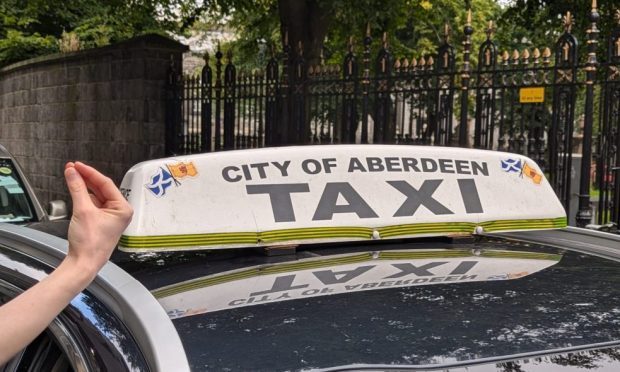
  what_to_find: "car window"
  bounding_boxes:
[0,160,34,223]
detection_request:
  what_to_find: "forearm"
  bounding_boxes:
[0,257,96,364]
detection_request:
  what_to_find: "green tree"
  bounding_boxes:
[0,0,199,66]
[497,0,619,62]
[186,0,620,71]
[189,0,502,69]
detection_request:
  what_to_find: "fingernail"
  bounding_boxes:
[66,167,78,181]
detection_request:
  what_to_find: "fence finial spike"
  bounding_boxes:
[485,20,495,39]
[427,55,434,66]
[542,47,551,58]
[443,23,450,42]
[411,57,418,67]
[402,57,409,68]
[297,41,303,56]
[532,48,540,59]
[512,49,520,62]
[348,36,354,53]
[320,48,325,65]
[419,56,426,66]
[466,9,472,26]
[563,11,573,33]
[215,43,223,60]
[394,59,401,69]
[382,32,388,48]
[522,48,530,61]
[284,29,289,46]
[203,51,209,62]
[615,9,620,24]
[502,50,509,62]
[308,65,314,75]
[366,22,371,37]
[592,0,597,10]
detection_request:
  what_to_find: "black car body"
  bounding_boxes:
[113,227,620,371]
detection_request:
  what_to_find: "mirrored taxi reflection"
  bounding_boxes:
[153,248,562,319]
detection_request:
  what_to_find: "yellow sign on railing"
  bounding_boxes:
[520,87,545,103]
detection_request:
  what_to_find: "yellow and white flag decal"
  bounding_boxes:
[153,249,562,319]
[119,145,566,251]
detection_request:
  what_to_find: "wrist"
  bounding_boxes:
[56,255,100,290]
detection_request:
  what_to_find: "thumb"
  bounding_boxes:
[65,166,92,211]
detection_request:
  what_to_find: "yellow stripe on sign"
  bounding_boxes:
[118,218,567,251]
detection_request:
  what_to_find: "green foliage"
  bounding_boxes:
[497,0,619,62]
[192,0,620,71]
[0,0,183,67]
[223,1,280,69]
[321,0,501,65]
[58,31,81,52]
[3,0,616,70]
[0,30,57,66]
[192,0,502,70]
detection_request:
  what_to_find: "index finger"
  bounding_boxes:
[73,162,124,202]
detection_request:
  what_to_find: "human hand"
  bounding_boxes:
[0,163,133,364]
[64,162,133,279]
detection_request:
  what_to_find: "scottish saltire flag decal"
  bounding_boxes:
[501,158,522,173]
[145,167,174,197]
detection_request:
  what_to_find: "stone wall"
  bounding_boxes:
[0,35,188,209]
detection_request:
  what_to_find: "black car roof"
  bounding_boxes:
[113,228,620,371]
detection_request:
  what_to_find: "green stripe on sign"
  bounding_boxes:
[480,217,566,232]
[119,217,567,250]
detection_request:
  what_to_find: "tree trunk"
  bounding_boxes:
[276,0,331,145]
[278,0,331,66]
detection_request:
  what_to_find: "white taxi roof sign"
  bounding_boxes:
[119,145,566,252]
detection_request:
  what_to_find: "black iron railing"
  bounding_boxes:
[166,3,620,230]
